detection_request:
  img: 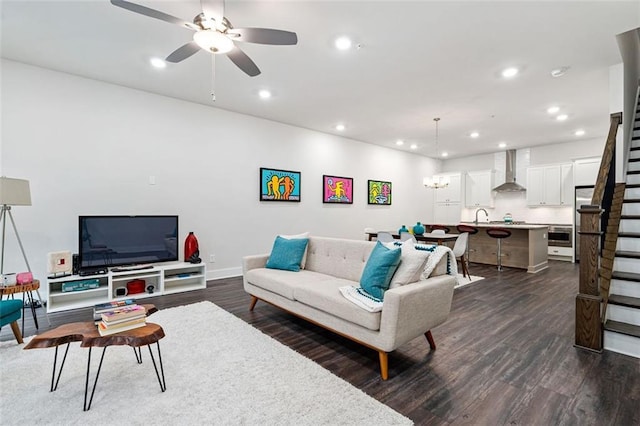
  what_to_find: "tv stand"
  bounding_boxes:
[46,262,206,313]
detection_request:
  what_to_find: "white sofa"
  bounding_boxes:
[242,236,457,380]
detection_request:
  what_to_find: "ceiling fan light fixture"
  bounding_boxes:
[194,30,234,54]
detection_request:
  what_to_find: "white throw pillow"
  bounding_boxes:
[280,232,310,269]
[386,240,430,288]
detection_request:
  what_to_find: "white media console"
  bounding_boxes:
[46,262,206,313]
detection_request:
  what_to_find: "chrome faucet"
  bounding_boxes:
[475,208,488,225]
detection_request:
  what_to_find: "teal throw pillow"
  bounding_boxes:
[360,241,401,300]
[266,236,309,272]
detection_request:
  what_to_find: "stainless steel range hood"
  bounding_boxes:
[493,149,526,192]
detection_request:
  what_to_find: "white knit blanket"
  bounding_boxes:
[340,243,457,312]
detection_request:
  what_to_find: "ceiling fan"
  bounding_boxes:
[110,0,298,77]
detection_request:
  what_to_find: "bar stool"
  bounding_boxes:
[456,224,479,268]
[486,228,511,271]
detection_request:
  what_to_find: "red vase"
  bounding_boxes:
[184,232,199,262]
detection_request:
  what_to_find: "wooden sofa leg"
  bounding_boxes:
[10,321,23,344]
[249,296,258,311]
[378,351,389,380]
[425,330,436,350]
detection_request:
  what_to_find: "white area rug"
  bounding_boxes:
[0,301,411,425]
[455,273,485,289]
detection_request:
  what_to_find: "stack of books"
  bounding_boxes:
[93,299,137,321]
[93,300,147,336]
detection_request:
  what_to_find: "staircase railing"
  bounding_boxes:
[575,112,622,352]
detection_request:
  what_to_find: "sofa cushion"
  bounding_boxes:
[280,232,310,269]
[359,241,401,300]
[304,237,374,281]
[388,240,431,288]
[245,268,334,300]
[266,236,309,272]
[294,279,382,331]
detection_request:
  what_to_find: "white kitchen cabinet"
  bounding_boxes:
[526,164,572,207]
[560,163,573,206]
[465,170,495,208]
[573,157,600,186]
[434,202,461,224]
[434,173,462,203]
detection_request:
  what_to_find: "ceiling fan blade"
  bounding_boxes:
[229,28,298,45]
[166,42,201,63]
[200,0,224,23]
[226,46,260,77]
[110,0,196,30]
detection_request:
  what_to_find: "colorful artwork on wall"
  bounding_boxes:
[367,180,392,205]
[260,168,301,202]
[322,175,353,204]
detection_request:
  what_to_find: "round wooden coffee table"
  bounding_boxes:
[24,304,165,411]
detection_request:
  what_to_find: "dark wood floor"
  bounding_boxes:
[3,261,639,425]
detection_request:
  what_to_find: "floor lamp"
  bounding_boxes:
[0,176,49,325]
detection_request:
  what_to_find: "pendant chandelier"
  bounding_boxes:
[423,117,450,189]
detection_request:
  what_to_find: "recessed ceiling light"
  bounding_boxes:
[575,129,586,136]
[150,57,166,69]
[470,132,480,138]
[335,36,352,50]
[547,106,560,114]
[396,140,404,146]
[501,67,519,78]
[335,124,346,131]
[498,142,507,148]
[441,152,448,157]
[410,144,418,150]
[258,89,271,99]
[556,114,568,121]
[551,66,570,77]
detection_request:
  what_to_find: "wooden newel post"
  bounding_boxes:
[575,205,603,352]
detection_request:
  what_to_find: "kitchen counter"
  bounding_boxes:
[441,222,548,273]
[459,221,549,230]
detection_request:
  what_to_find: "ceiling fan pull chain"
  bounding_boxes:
[211,54,216,102]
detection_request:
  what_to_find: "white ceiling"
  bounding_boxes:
[2,1,639,159]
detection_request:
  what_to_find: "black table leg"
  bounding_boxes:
[50,343,71,392]
[133,346,143,364]
[147,342,166,392]
[83,346,107,411]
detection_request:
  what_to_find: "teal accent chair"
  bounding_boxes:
[0,299,24,344]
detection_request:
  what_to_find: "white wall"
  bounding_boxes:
[439,139,604,224]
[0,60,440,288]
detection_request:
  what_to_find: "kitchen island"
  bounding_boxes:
[456,222,549,273]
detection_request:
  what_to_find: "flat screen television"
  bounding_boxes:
[79,215,179,269]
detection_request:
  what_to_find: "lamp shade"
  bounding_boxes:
[0,177,31,206]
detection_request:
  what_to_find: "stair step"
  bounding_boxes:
[608,294,640,309]
[626,183,640,188]
[618,232,640,238]
[615,250,640,259]
[628,170,640,175]
[604,320,640,338]
[621,215,640,220]
[612,271,640,282]
[630,158,640,163]
[623,199,640,203]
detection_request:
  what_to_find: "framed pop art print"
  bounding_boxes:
[322,175,353,204]
[367,180,392,205]
[260,168,301,202]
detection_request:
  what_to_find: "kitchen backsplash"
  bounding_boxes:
[460,191,573,225]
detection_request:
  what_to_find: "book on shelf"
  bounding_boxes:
[101,304,146,323]
[97,317,147,336]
